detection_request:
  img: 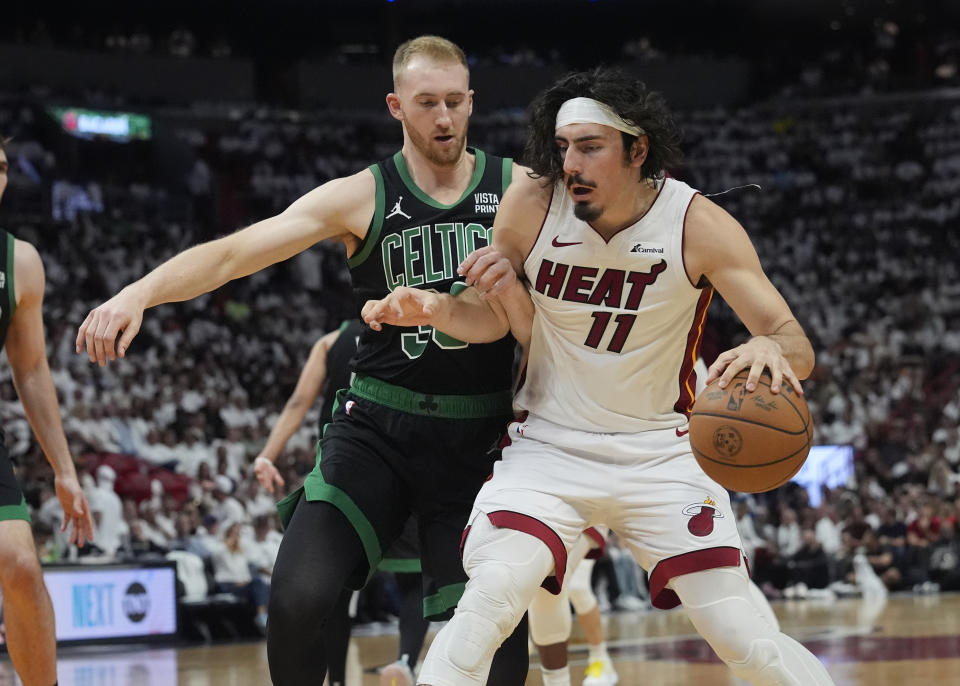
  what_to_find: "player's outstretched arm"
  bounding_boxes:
[7,240,94,546]
[254,329,339,494]
[685,195,814,395]
[76,171,375,366]
[362,285,511,343]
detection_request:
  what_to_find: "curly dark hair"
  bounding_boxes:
[522,67,683,184]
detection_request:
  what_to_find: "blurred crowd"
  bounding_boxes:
[0,67,959,627]
[4,0,960,96]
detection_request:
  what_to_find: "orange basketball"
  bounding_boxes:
[689,369,813,493]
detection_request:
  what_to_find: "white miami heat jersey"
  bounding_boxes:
[515,177,713,433]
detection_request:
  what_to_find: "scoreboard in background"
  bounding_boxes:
[41,562,177,644]
[47,106,152,142]
[791,444,855,507]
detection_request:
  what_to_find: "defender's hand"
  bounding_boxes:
[253,456,285,495]
[362,287,440,331]
[76,287,147,366]
[55,474,94,548]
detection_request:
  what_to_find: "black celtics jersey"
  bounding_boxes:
[348,148,515,395]
[0,231,15,350]
[319,319,364,426]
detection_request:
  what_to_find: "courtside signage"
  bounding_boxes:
[43,564,177,642]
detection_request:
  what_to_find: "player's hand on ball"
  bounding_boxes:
[705,336,802,395]
[253,456,285,495]
[76,285,148,366]
[362,287,440,330]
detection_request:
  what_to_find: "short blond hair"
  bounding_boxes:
[392,36,468,88]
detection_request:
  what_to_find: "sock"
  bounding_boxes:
[589,642,610,664]
[541,665,571,686]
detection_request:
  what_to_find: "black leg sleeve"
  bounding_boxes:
[395,571,429,668]
[324,587,354,686]
[487,612,529,685]
[267,498,366,686]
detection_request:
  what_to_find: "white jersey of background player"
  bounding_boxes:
[363,68,832,686]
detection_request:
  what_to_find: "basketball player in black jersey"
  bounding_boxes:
[76,37,530,685]
[254,319,429,686]
[0,137,94,686]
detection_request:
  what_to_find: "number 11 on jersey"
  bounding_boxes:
[584,312,637,353]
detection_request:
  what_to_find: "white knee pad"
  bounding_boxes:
[445,514,555,676]
[725,638,791,684]
[569,559,597,615]
[671,566,835,686]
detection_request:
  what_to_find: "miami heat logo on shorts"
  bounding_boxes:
[682,496,724,537]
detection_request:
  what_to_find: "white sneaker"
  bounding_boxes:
[380,656,414,686]
[583,658,619,686]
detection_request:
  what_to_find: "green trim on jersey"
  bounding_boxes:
[301,451,383,584]
[6,233,15,320]
[347,166,386,269]
[423,581,466,618]
[349,373,512,418]
[392,149,487,210]
[501,158,513,196]
[276,391,383,582]
[0,496,30,522]
[378,558,422,573]
[275,485,302,529]
[338,320,350,333]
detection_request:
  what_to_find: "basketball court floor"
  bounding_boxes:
[13,593,960,685]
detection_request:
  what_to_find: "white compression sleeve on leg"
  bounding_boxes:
[529,583,573,646]
[670,566,835,686]
[748,578,781,633]
[568,558,597,615]
[417,514,555,686]
[529,530,594,646]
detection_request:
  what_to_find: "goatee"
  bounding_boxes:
[573,202,602,222]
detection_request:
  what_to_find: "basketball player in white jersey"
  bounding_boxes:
[363,67,833,685]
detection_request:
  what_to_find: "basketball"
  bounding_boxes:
[689,369,813,493]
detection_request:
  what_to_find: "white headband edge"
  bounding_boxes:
[555,97,645,137]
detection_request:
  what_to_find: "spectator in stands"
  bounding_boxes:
[876,505,907,567]
[211,475,246,526]
[87,464,125,558]
[735,499,767,568]
[603,533,646,611]
[212,521,270,632]
[246,514,282,583]
[785,529,831,595]
[841,529,903,591]
[777,507,804,558]
[927,520,960,591]
[815,503,844,560]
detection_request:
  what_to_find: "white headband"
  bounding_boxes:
[555,97,645,137]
